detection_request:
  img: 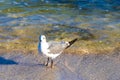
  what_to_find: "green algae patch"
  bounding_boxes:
[64,39,120,55]
[0,26,120,54]
[2,7,25,13]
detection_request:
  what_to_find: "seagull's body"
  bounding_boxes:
[38,35,77,68]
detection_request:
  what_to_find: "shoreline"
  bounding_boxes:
[0,25,120,55]
[0,46,119,56]
[0,49,120,80]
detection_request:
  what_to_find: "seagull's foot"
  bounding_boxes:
[44,61,49,66]
[51,65,55,68]
[45,63,49,66]
[50,64,55,68]
[44,64,56,69]
[50,59,54,68]
[43,61,47,66]
[45,57,49,66]
[45,63,55,68]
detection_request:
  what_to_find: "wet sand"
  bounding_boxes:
[0,51,120,80]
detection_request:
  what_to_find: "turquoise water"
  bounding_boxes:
[0,0,119,27]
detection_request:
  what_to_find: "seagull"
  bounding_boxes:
[38,35,77,68]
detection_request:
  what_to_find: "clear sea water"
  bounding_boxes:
[0,0,119,26]
[0,0,120,44]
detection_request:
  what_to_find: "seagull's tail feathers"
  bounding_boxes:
[65,38,78,49]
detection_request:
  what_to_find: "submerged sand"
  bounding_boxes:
[0,51,120,80]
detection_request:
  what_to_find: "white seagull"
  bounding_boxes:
[38,35,77,68]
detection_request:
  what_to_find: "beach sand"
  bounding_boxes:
[0,50,120,80]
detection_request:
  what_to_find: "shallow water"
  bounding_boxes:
[0,0,120,53]
[0,0,119,27]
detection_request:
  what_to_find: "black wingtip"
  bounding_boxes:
[65,38,78,49]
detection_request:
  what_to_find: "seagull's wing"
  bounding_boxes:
[47,41,68,54]
[46,38,78,54]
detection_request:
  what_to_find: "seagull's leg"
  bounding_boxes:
[45,57,49,66]
[51,59,53,68]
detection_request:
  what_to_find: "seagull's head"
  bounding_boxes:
[39,35,46,42]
